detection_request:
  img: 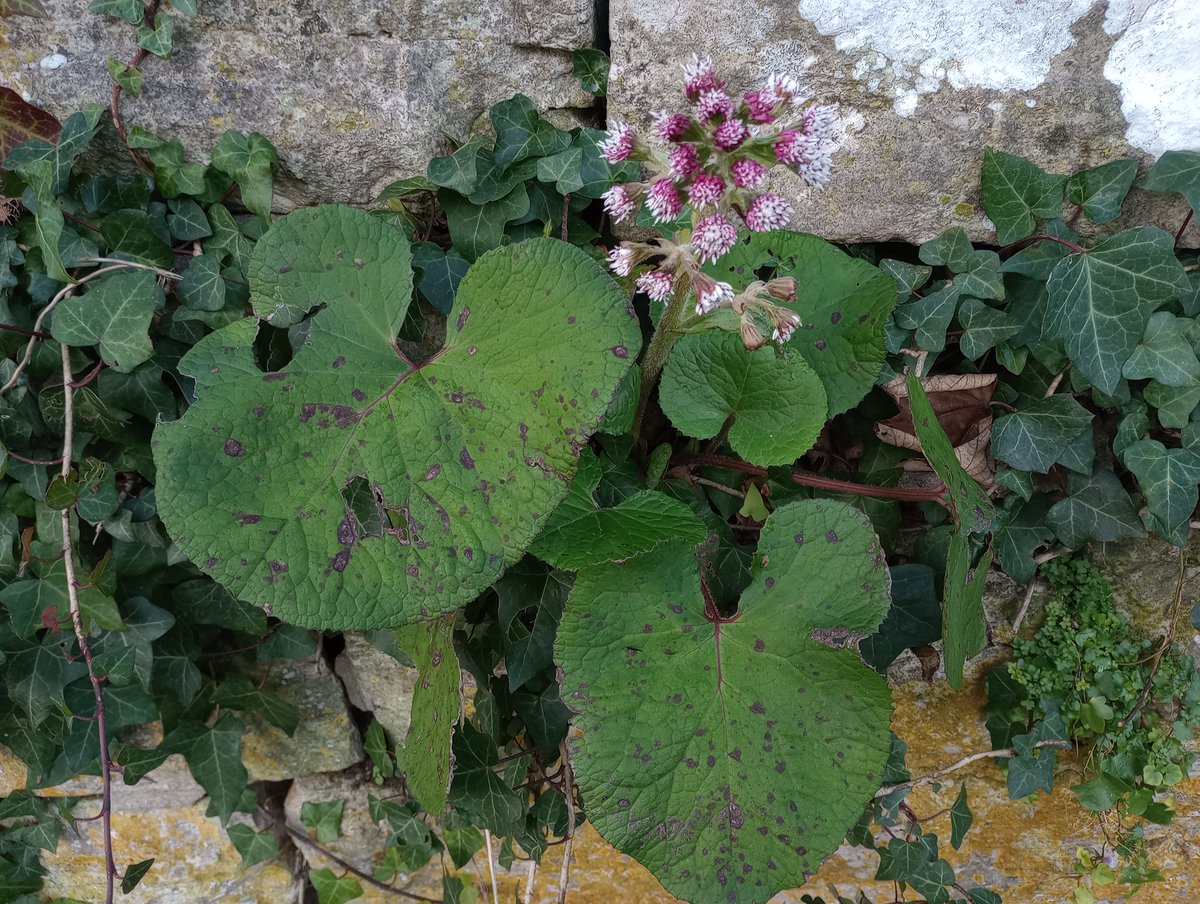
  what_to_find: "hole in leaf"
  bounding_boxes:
[252,323,296,373]
[340,476,385,538]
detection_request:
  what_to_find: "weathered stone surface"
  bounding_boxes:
[335,631,419,745]
[608,0,1200,244]
[0,0,594,208]
[242,656,364,781]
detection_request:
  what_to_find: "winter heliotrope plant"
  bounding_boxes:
[598,56,841,428]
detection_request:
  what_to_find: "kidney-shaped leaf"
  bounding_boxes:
[154,206,637,629]
[557,499,892,904]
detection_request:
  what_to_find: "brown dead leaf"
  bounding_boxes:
[875,372,996,486]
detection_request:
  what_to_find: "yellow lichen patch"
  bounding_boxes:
[954,202,975,217]
[40,802,293,902]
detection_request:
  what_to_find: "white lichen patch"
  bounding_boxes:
[1104,1,1200,155]
[38,53,68,70]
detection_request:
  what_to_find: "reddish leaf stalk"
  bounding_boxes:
[1176,209,1195,248]
[109,1,162,176]
[60,344,117,904]
[677,452,950,503]
[997,232,1085,258]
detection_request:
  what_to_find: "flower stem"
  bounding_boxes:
[631,281,690,442]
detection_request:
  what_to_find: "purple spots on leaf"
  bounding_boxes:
[460,449,475,469]
[729,748,742,761]
[463,547,473,561]
[815,339,827,351]
[205,557,219,567]
[830,311,842,325]
[754,639,765,652]
[352,389,366,401]
[706,755,716,767]
[251,405,265,418]
[223,438,244,457]
[332,356,346,369]
[457,307,470,331]
[793,532,804,546]
[263,372,288,382]
[337,515,358,546]
[750,701,766,715]
[423,464,441,481]
[612,345,629,358]
[238,513,262,525]
[763,576,775,590]
[331,549,351,572]
[826,530,839,543]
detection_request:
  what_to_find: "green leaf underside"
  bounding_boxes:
[154,206,638,629]
[530,448,706,569]
[660,332,827,467]
[905,372,993,533]
[557,499,892,904]
[1045,227,1189,395]
[394,615,460,814]
[943,531,992,690]
[706,231,896,416]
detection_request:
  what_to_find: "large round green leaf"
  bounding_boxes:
[706,231,895,416]
[659,332,827,467]
[154,206,637,629]
[557,499,892,904]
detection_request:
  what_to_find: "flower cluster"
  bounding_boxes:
[600,55,837,345]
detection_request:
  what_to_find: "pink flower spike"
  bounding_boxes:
[765,73,803,108]
[599,121,635,164]
[745,193,793,232]
[683,54,722,100]
[803,104,838,140]
[714,119,750,151]
[697,88,733,123]
[687,173,726,209]
[693,275,735,315]
[646,179,684,222]
[730,158,768,190]
[773,130,803,165]
[652,110,693,143]
[636,269,675,301]
[607,245,636,277]
[602,185,639,223]
[668,143,701,182]
[743,90,776,123]
[692,213,738,264]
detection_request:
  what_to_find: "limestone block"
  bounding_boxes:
[241,656,365,781]
[0,0,594,208]
[335,631,419,745]
[607,0,1200,244]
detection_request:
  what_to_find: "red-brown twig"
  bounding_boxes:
[675,452,951,504]
[60,343,117,904]
[109,1,162,175]
[1175,209,1194,249]
[997,232,1085,259]
[284,825,442,902]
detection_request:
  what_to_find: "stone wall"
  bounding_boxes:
[3,0,1198,242]
[1,536,1196,902]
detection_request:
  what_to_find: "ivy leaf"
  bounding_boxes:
[100,208,174,268]
[105,58,143,98]
[1046,469,1146,548]
[1045,227,1189,394]
[991,395,1093,473]
[707,231,896,415]
[904,372,993,533]
[943,530,992,689]
[1122,440,1200,545]
[858,563,941,671]
[211,130,277,221]
[919,228,972,271]
[449,721,527,834]
[410,242,468,315]
[994,494,1054,583]
[536,147,584,195]
[1066,159,1138,224]
[954,251,1004,300]
[557,499,891,903]
[957,298,1020,359]
[213,676,301,734]
[15,160,69,282]
[489,94,570,168]
[1000,220,1078,280]
[309,868,364,904]
[394,614,459,814]
[572,48,610,96]
[1144,379,1200,429]
[51,269,160,373]
[438,184,530,261]
[949,783,973,849]
[300,799,346,843]
[894,283,960,353]
[136,12,175,58]
[7,636,86,724]
[178,253,227,312]
[121,858,154,893]
[427,138,489,196]
[226,824,279,867]
[88,0,142,23]
[529,448,705,570]
[155,208,636,629]
[161,712,248,823]
[0,0,49,16]
[1143,150,1200,215]
[981,148,1066,244]
[660,332,827,467]
[495,561,570,690]
[1122,311,1200,386]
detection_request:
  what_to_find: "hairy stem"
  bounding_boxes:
[631,281,689,442]
[60,343,117,904]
